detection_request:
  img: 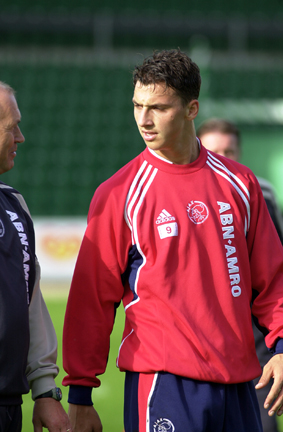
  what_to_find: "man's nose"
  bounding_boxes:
[15,126,25,143]
[138,108,153,127]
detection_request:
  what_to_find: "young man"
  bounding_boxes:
[198,117,283,432]
[63,49,283,432]
[0,82,72,432]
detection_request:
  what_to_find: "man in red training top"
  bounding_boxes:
[63,49,283,432]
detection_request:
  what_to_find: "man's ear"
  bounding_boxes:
[186,100,199,120]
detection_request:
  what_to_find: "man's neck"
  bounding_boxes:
[150,137,200,165]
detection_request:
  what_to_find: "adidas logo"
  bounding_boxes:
[156,209,176,225]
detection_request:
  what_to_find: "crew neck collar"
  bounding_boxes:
[144,140,207,175]
[147,138,201,165]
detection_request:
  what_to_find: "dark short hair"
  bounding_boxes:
[197,118,241,146]
[133,49,201,105]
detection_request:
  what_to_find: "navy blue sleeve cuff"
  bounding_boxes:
[272,338,283,355]
[68,385,93,406]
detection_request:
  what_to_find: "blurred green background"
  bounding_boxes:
[1,1,282,431]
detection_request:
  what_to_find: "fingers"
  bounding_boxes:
[255,364,272,391]
[264,383,283,416]
[255,354,283,416]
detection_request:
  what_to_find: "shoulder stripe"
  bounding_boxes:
[124,161,158,311]
[0,183,31,218]
[132,167,158,246]
[206,152,251,233]
[125,161,157,243]
[208,152,250,199]
[124,160,149,232]
[0,183,12,190]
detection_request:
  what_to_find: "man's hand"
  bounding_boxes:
[33,398,72,431]
[255,353,283,417]
[68,404,102,432]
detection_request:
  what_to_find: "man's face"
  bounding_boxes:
[133,81,191,160]
[200,131,240,162]
[0,90,25,174]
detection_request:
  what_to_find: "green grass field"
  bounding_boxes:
[21,283,283,432]
[22,283,125,432]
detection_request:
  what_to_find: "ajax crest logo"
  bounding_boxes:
[187,200,209,224]
[153,418,175,432]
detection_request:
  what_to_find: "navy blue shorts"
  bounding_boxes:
[124,372,263,432]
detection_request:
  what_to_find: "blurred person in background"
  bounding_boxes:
[63,49,283,432]
[0,82,72,432]
[198,117,283,432]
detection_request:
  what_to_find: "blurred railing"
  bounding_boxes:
[0,12,283,51]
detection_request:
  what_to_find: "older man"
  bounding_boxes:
[0,81,72,432]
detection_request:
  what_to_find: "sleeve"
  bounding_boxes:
[62,184,131,398]
[26,257,59,400]
[14,191,59,400]
[248,177,283,351]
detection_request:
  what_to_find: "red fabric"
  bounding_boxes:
[63,145,283,390]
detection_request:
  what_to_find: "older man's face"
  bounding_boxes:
[0,90,25,174]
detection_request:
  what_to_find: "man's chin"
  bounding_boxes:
[0,162,15,175]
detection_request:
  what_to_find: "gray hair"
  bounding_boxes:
[0,81,15,95]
